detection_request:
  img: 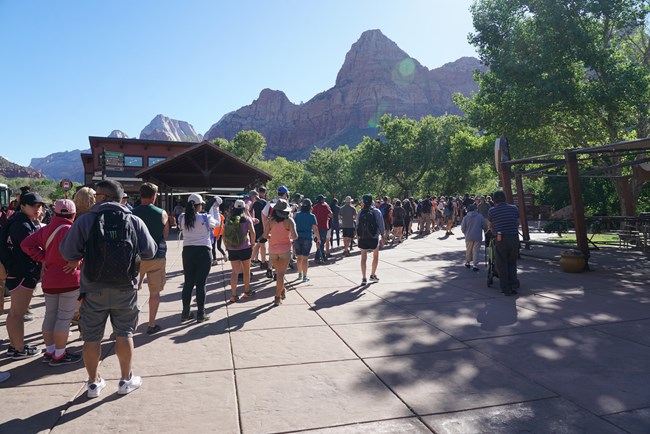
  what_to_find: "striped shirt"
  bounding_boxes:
[488,203,519,235]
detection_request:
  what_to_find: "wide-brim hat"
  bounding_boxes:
[272,199,290,216]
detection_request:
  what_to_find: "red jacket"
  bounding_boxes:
[21,216,80,294]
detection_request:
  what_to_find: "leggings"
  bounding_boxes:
[182,246,211,316]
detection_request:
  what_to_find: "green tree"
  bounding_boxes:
[221,130,267,163]
[458,0,650,215]
[304,146,353,198]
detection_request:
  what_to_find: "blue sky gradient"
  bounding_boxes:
[0,0,476,166]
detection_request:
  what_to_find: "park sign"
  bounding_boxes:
[59,179,73,191]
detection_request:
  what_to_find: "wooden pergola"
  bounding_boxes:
[498,137,650,270]
[135,140,272,210]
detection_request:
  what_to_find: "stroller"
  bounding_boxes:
[486,237,498,287]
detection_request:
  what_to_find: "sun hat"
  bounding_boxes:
[188,193,205,205]
[54,199,76,214]
[272,199,290,216]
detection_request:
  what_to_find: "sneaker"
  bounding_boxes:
[146,324,162,335]
[6,345,16,357]
[273,297,282,307]
[42,352,54,364]
[87,377,106,398]
[12,346,41,360]
[361,278,367,285]
[23,311,34,322]
[369,274,379,282]
[49,352,82,367]
[180,312,195,323]
[298,273,303,280]
[118,373,142,395]
[464,262,471,269]
[472,266,480,272]
[302,276,310,282]
[196,314,210,323]
[242,290,256,299]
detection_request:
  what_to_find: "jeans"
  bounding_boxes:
[182,246,211,316]
[316,229,328,259]
[495,234,519,292]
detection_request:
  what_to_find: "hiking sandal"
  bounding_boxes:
[228,295,239,303]
[242,290,256,299]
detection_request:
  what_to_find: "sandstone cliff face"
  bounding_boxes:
[205,29,484,159]
[140,115,203,142]
[2,156,45,180]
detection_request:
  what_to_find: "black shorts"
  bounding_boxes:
[342,228,355,238]
[358,238,379,250]
[227,247,252,261]
[254,224,266,242]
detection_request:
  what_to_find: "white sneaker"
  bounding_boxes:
[87,377,106,398]
[117,373,142,395]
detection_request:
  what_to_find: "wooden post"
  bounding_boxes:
[515,173,530,243]
[500,163,514,204]
[565,151,590,270]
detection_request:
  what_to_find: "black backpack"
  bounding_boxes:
[0,217,16,271]
[357,208,378,240]
[83,209,141,284]
[421,199,432,213]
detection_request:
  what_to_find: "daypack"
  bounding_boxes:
[0,217,16,271]
[83,209,141,284]
[223,215,245,248]
[420,199,432,213]
[357,208,378,240]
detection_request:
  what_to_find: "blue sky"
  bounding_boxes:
[0,0,477,167]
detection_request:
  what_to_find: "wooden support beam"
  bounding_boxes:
[565,151,590,270]
[515,174,530,243]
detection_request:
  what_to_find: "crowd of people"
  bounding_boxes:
[0,181,521,394]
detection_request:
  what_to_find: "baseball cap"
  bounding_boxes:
[188,193,205,205]
[344,196,352,204]
[54,199,76,214]
[122,193,129,199]
[316,194,325,202]
[19,192,45,206]
[248,190,259,197]
[302,198,312,208]
[277,185,289,195]
[234,199,246,209]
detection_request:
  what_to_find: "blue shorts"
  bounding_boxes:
[293,237,313,257]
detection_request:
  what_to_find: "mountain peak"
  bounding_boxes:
[336,29,418,86]
[139,115,203,142]
[108,129,129,139]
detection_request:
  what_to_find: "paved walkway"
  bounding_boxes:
[1,229,649,433]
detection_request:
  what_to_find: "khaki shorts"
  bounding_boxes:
[269,252,292,262]
[139,258,166,292]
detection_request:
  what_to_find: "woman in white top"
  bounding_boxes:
[178,193,217,323]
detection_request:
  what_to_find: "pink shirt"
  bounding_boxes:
[268,220,292,254]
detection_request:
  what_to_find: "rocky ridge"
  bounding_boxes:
[139,115,203,142]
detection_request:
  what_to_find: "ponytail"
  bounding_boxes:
[184,201,197,229]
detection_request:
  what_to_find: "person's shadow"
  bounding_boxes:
[311,284,367,309]
[476,298,518,331]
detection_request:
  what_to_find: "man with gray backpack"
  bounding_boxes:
[60,180,156,398]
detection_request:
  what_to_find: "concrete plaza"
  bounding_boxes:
[1,229,649,433]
